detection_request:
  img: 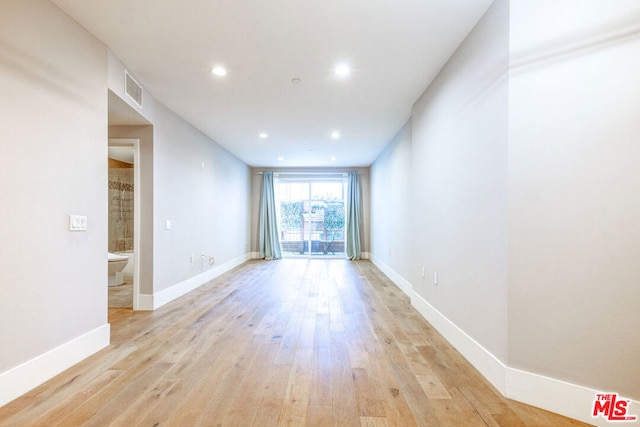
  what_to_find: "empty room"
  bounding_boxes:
[1,0,639,426]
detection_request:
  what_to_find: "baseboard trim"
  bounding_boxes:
[145,252,252,310]
[409,290,507,394]
[506,368,640,426]
[0,324,110,407]
[368,254,414,296]
[369,253,639,426]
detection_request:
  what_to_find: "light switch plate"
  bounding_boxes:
[69,215,87,231]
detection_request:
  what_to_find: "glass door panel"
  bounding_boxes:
[277,183,307,255]
[276,178,346,257]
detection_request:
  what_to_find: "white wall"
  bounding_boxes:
[0,0,252,405]
[107,53,252,302]
[0,0,109,404]
[370,0,640,420]
[370,122,414,282]
[508,0,640,400]
[410,0,510,362]
[152,110,250,292]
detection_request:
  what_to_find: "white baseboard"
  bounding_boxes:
[143,252,252,310]
[506,368,638,426]
[0,324,110,408]
[410,291,507,394]
[369,253,639,426]
[369,253,413,296]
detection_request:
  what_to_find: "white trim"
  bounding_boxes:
[369,253,413,295]
[143,253,252,310]
[132,139,141,311]
[0,324,110,407]
[369,253,640,426]
[505,368,639,426]
[410,290,507,394]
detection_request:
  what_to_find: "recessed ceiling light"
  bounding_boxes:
[211,66,227,76]
[331,131,340,139]
[291,78,302,84]
[330,156,337,161]
[335,64,350,77]
[277,156,284,161]
[259,132,268,139]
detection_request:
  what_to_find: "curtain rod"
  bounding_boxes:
[255,171,354,175]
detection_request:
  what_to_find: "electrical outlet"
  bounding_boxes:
[434,272,439,286]
[421,267,425,278]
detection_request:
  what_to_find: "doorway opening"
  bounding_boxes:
[108,139,140,309]
[275,174,346,258]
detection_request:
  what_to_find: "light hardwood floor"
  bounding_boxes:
[108,282,132,309]
[0,259,590,426]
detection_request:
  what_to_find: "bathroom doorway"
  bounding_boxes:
[108,138,140,309]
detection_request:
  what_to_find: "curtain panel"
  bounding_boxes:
[258,171,282,260]
[345,171,362,260]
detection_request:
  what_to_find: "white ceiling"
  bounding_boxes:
[52,0,493,167]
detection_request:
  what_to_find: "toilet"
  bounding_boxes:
[108,252,130,286]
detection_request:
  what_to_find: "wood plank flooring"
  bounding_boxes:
[108,282,132,308]
[0,259,590,426]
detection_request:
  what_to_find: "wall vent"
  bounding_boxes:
[124,71,143,108]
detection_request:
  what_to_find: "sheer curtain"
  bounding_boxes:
[345,171,362,260]
[259,171,282,260]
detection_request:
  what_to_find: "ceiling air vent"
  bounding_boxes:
[124,71,143,108]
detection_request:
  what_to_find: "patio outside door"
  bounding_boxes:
[275,178,346,257]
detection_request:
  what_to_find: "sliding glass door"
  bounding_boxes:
[275,176,346,257]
